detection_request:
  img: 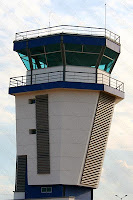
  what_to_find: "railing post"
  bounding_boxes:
[9,78,11,87]
[61,35,66,82]
[22,76,23,86]
[95,68,97,83]
[26,43,33,85]
[31,70,32,85]
[60,71,62,81]
[109,76,110,87]
[35,74,36,84]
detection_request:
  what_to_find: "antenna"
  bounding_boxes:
[105,3,107,30]
[105,2,107,37]
[49,12,52,34]
[49,12,51,28]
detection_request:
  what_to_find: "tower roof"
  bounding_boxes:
[13,25,120,74]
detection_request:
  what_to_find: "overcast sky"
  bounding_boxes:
[0,0,133,200]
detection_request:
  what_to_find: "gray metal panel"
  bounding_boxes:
[106,38,120,53]
[104,85,124,100]
[36,94,50,174]
[81,92,115,188]
[16,155,27,192]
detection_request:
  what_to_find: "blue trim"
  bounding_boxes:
[14,40,27,51]
[63,35,106,46]
[14,35,61,51]
[13,34,106,51]
[9,81,104,95]
[25,185,64,199]
[28,35,61,49]
[25,184,92,199]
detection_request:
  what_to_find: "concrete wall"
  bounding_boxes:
[16,89,99,186]
[14,192,25,199]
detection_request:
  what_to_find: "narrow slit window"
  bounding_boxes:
[29,129,36,134]
[29,99,36,104]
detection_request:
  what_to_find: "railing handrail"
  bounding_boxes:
[16,25,105,34]
[9,70,124,92]
[15,25,120,44]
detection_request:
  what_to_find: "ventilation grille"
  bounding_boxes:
[36,94,50,174]
[81,92,115,188]
[15,155,27,192]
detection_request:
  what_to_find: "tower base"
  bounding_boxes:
[14,185,93,200]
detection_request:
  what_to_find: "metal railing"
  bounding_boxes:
[9,71,124,92]
[15,25,120,44]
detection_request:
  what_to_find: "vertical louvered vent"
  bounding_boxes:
[36,94,50,174]
[16,155,27,192]
[81,92,115,188]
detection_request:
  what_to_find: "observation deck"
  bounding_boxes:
[15,25,120,44]
[9,67,124,99]
[9,25,124,100]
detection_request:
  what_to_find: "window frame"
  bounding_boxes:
[41,187,52,193]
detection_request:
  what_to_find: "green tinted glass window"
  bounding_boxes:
[41,187,47,193]
[18,53,30,70]
[65,43,82,51]
[47,52,62,67]
[47,187,52,193]
[45,43,61,53]
[66,52,98,67]
[83,45,101,53]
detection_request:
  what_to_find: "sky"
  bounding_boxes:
[0,0,133,200]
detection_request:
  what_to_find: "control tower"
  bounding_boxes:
[9,25,124,200]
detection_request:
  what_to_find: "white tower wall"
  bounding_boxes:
[16,89,99,186]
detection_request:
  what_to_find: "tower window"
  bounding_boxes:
[41,187,52,193]
[47,187,52,193]
[29,129,36,134]
[29,99,36,104]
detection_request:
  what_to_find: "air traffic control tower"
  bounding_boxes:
[9,25,124,200]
